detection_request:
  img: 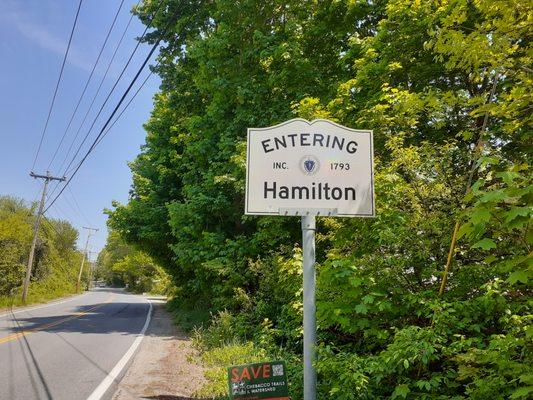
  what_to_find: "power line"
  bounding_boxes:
[44,9,177,214]
[61,191,88,226]
[66,186,92,226]
[94,70,154,149]
[60,1,163,177]
[31,0,83,171]
[46,69,150,210]
[48,7,140,202]
[47,70,154,218]
[55,9,137,177]
[42,216,63,238]
[48,201,75,224]
[47,0,126,171]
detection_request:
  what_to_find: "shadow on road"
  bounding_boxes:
[8,301,149,336]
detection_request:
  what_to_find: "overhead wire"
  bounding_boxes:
[46,70,155,224]
[47,4,141,202]
[31,0,84,171]
[48,201,74,224]
[44,18,175,214]
[94,69,154,149]
[41,217,62,238]
[47,0,126,171]
[60,2,163,178]
[61,190,90,226]
[54,6,139,177]
[66,186,92,226]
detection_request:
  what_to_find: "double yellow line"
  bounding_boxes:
[0,295,114,345]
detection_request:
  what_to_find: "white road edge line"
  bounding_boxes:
[0,293,87,319]
[86,298,153,400]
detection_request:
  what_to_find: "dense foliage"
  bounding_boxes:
[0,196,84,307]
[108,0,532,398]
[96,230,171,294]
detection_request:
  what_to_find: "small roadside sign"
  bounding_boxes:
[228,360,290,400]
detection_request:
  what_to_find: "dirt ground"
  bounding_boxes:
[112,299,207,400]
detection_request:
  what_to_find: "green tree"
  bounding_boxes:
[97,230,171,294]
[0,196,84,307]
[108,0,531,398]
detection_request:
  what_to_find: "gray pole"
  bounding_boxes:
[302,215,317,400]
[22,171,66,303]
[77,227,98,292]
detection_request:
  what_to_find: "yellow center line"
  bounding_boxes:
[0,295,115,345]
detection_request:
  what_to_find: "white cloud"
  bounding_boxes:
[1,3,94,72]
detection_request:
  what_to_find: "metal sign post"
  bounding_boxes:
[302,215,317,400]
[245,119,374,399]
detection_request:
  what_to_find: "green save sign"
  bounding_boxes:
[228,360,290,400]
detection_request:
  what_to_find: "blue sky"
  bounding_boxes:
[0,0,161,258]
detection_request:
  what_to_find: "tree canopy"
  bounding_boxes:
[108,0,532,398]
[0,196,84,306]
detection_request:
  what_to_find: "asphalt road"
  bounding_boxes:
[0,288,151,400]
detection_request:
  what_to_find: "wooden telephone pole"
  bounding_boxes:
[22,171,66,302]
[77,227,98,292]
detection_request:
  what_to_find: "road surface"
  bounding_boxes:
[0,288,151,400]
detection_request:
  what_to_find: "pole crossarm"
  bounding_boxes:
[30,171,66,182]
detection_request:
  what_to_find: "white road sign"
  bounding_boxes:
[245,118,374,217]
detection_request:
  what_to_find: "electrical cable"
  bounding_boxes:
[61,190,90,226]
[47,0,126,171]
[66,186,92,226]
[31,0,83,171]
[61,1,164,177]
[54,4,141,177]
[45,4,175,214]
[94,70,154,149]
[48,6,140,202]
[46,71,154,220]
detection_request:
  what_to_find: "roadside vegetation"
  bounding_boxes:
[96,230,172,295]
[0,195,84,308]
[107,1,531,399]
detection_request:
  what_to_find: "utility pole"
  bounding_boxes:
[77,227,98,292]
[22,171,66,302]
[87,250,98,290]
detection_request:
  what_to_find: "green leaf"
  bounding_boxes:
[355,304,368,314]
[472,238,497,250]
[479,190,507,203]
[505,206,531,223]
[457,223,472,239]
[470,208,491,224]
[519,374,533,385]
[507,269,530,284]
[392,384,410,399]
[362,294,375,304]
[510,385,533,399]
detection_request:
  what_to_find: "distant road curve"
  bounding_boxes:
[0,288,151,400]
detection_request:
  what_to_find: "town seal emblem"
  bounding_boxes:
[300,155,320,175]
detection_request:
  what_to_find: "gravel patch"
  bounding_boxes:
[112,299,207,400]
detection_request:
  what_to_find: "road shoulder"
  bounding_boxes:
[0,291,85,318]
[112,299,206,400]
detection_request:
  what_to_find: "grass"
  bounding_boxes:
[166,297,212,333]
[195,341,268,399]
[0,281,79,310]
